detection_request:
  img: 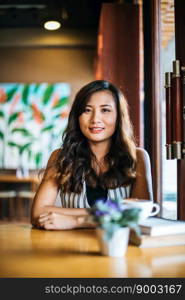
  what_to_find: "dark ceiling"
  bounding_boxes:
[0,0,115,30]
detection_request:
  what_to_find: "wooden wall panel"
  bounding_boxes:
[143,0,162,205]
[175,0,185,220]
[95,3,140,144]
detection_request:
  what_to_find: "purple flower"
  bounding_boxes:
[95,211,107,217]
[106,199,122,211]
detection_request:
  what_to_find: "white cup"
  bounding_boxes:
[123,199,160,222]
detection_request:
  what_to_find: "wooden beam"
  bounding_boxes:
[143,0,162,208]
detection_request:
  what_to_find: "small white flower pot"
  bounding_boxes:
[96,227,130,257]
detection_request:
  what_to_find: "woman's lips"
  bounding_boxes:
[89,127,104,134]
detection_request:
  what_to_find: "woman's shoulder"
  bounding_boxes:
[136,147,151,163]
[136,147,149,156]
[50,148,61,158]
[47,148,61,165]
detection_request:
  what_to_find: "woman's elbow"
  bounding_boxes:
[30,204,40,227]
[30,211,38,227]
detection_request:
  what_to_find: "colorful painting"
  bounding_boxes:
[0,83,70,170]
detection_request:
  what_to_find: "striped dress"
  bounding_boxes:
[60,181,131,208]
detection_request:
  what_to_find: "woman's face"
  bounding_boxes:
[79,90,117,145]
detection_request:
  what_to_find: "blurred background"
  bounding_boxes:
[0,0,181,222]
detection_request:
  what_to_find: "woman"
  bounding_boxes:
[31,80,153,230]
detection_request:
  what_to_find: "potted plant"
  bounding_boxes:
[89,197,141,257]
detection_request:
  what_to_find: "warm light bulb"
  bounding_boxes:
[44,21,61,30]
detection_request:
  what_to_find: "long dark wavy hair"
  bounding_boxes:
[50,80,137,193]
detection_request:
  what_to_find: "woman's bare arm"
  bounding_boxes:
[31,149,91,229]
[130,148,153,201]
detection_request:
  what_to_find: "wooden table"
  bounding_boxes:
[0,223,185,278]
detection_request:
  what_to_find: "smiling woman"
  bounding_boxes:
[79,90,117,149]
[31,80,153,230]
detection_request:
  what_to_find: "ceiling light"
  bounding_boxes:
[44,20,61,31]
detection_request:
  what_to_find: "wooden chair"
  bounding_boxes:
[0,191,17,221]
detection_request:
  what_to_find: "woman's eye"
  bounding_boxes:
[83,108,91,113]
[102,108,111,113]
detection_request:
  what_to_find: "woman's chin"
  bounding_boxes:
[87,137,111,144]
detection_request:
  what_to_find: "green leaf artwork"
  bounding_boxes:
[0,83,70,169]
[0,131,4,139]
[20,142,32,155]
[41,125,55,133]
[8,141,19,148]
[35,152,42,168]
[42,84,54,105]
[22,85,29,105]
[6,86,18,102]
[52,97,69,109]
[8,112,20,125]
[11,128,32,137]
[0,111,5,118]
[33,84,40,93]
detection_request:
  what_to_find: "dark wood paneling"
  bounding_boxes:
[175,0,185,220]
[96,3,140,144]
[143,0,162,206]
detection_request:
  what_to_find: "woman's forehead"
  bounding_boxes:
[86,90,116,106]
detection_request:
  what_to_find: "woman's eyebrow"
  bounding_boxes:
[85,104,112,107]
[100,104,112,107]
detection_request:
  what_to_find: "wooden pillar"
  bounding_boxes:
[175,0,185,220]
[143,0,162,206]
[95,2,141,144]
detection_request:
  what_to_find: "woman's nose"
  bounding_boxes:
[90,110,101,123]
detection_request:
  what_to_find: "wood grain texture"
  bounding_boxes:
[0,223,185,278]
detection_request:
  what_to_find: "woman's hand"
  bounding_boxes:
[38,212,78,230]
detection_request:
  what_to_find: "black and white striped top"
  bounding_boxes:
[60,181,131,208]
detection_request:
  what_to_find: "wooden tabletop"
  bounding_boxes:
[0,223,185,278]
